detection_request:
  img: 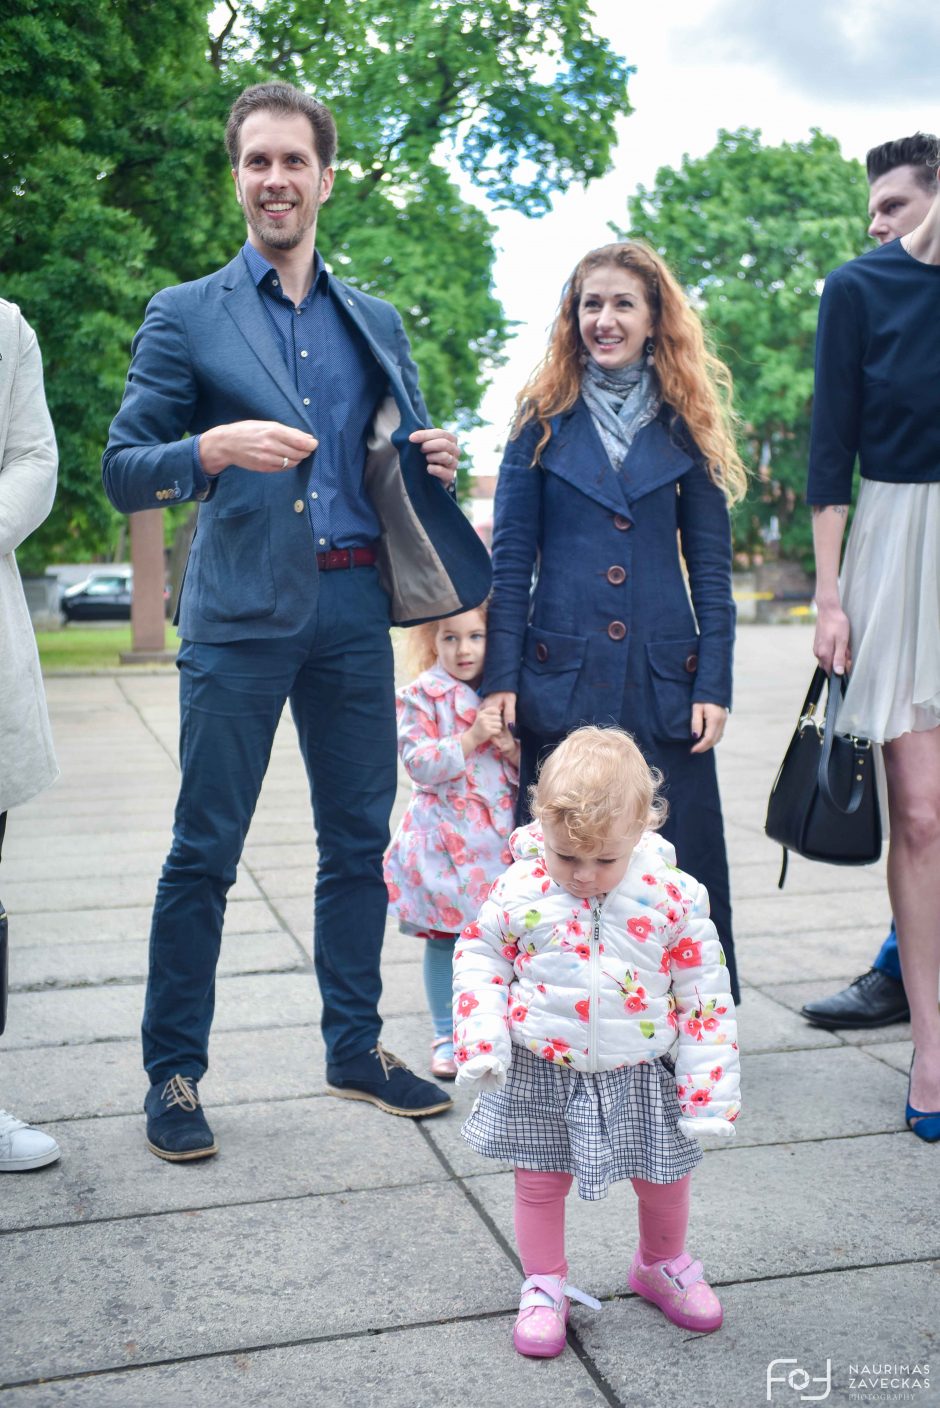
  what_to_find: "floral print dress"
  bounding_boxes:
[384,664,519,937]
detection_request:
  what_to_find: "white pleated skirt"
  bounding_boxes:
[838,480,940,745]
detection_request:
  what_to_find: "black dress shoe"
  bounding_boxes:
[801,968,910,1030]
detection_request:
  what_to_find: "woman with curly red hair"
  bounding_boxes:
[483,241,746,1000]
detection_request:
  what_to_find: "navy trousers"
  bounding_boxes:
[142,567,398,1082]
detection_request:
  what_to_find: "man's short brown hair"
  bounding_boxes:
[225,82,337,169]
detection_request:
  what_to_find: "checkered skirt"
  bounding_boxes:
[461,1044,702,1201]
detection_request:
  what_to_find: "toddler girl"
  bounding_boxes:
[454,725,740,1356]
[385,606,519,1079]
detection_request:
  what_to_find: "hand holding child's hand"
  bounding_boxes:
[464,703,505,753]
[454,1054,507,1091]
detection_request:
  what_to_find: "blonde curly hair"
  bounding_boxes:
[512,241,747,504]
[531,726,667,856]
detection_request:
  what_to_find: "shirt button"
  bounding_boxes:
[347,298,354,306]
[607,621,627,641]
[293,499,304,513]
[272,279,279,287]
[300,350,308,358]
[303,397,310,406]
[685,653,699,673]
[606,565,626,585]
[310,491,318,500]
[294,308,301,315]
[613,514,632,531]
[535,642,549,663]
[319,537,326,546]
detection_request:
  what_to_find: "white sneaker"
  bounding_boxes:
[0,1109,61,1171]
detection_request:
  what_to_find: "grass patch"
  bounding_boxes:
[35,626,178,672]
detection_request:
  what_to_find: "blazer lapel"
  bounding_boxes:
[620,411,697,505]
[540,399,632,515]
[329,281,421,435]
[219,256,315,432]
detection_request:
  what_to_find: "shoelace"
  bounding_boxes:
[372,1043,409,1080]
[0,1110,27,1137]
[160,1075,200,1111]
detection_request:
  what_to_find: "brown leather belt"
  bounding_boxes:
[315,546,378,572]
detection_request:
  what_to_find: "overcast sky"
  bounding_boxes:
[461,0,939,470]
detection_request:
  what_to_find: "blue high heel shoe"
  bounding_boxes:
[905,1055,940,1143]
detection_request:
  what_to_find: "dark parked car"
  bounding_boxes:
[60,569,169,623]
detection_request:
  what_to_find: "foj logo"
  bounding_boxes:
[767,1359,832,1401]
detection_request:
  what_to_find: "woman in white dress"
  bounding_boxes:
[809,156,940,1140]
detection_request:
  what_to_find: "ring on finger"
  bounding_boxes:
[280,455,289,470]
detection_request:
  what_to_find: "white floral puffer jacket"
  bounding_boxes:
[453,823,741,1138]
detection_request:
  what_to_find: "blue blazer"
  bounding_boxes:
[102,254,491,638]
[482,399,735,745]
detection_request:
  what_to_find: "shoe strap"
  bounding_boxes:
[520,1274,601,1312]
[431,1037,454,1052]
[662,1253,704,1290]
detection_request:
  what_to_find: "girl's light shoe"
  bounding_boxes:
[513,1273,601,1358]
[0,1110,61,1172]
[628,1251,723,1333]
[430,1037,457,1081]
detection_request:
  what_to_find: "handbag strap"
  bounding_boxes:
[817,673,870,815]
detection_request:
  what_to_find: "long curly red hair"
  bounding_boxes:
[512,241,747,503]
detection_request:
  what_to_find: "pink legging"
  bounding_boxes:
[514,1167,692,1278]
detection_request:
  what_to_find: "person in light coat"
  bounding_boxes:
[454,727,740,1357]
[0,298,60,1172]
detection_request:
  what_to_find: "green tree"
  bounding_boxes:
[622,128,867,565]
[1,0,631,570]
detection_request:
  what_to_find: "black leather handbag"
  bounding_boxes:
[765,668,882,888]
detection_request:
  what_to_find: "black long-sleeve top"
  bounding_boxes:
[807,238,940,505]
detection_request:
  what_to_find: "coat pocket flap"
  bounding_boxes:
[646,637,700,683]
[523,626,588,674]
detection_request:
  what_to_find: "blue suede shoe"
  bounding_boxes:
[326,1043,453,1117]
[905,1055,940,1143]
[145,1074,218,1161]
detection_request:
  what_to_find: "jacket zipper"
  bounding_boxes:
[589,899,602,1073]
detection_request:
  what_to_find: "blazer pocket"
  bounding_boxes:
[196,507,276,623]
[517,626,588,738]
[646,636,699,742]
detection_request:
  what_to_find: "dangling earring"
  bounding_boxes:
[644,338,656,367]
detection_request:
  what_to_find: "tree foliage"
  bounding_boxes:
[622,128,867,565]
[1,0,631,570]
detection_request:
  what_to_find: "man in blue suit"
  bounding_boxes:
[103,82,491,1160]
[801,132,938,1032]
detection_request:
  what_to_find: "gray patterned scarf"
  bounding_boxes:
[581,357,661,471]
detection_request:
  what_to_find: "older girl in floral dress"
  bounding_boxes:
[385,605,519,1078]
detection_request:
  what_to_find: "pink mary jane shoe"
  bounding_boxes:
[628,1251,723,1333]
[513,1273,601,1358]
[430,1037,457,1081]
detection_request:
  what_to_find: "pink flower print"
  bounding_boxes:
[677,1084,688,1098]
[642,873,657,886]
[501,943,518,961]
[386,881,401,903]
[498,795,513,810]
[666,908,681,924]
[575,999,590,1022]
[727,1108,739,1122]
[665,882,683,903]
[478,1040,493,1054]
[716,1005,728,1015]
[462,922,482,939]
[669,939,703,969]
[491,976,504,985]
[501,847,513,864]
[667,1007,679,1029]
[452,797,467,812]
[624,988,648,1013]
[511,1004,528,1023]
[542,1044,558,1062]
[551,1039,570,1053]
[408,868,423,889]
[532,862,547,878]
[627,917,653,941]
[703,1016,719,1032]
[439,905,463,930]
[457,993,479,1018]
[573,942,590,961]
[710,1065,724,1082]
[454,948,464,961]
[659,950,671,974]
[685,1016,703,1040]
[566,919,584,938]
[455,1046,470,1063]
[537,983,547,993]
[690,1088,712,1108]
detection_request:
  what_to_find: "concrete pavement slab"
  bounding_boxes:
[468,1132,937,1294]
[0,1184,516,1385]
[576,1260,938,1408]
[0,1098,449,1231]
[10,899,279,946]
[732,987,842,1053]
[0,1317,612,1408]
[2,868,262,914]
[9,931,305,989]
[733,924,896,985]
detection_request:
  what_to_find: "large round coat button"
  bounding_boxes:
[606,565,626,585]
[293,499,304,513]
[685,653,699,672]
[608,621,627,641]
[535,642,549,663]
[613,514,632,531]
